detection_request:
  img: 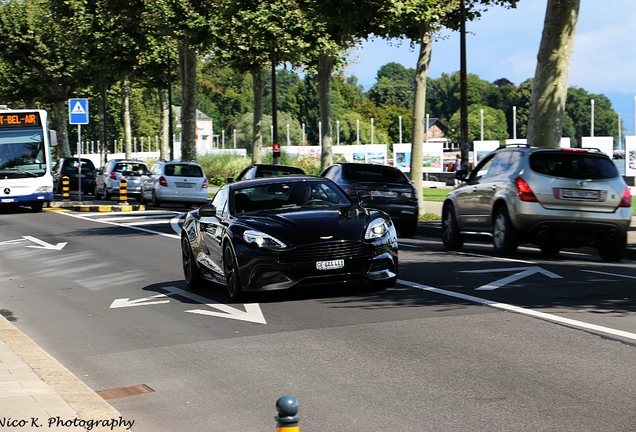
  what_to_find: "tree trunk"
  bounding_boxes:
[318,53,333,169]
[527,0,580,148]
[410,21,433,215]
[179,43,198,162]
[251,65,264,164]
[99,86,109,166]
[52,100,70,158]
[159,87,170,160]
[122,76,132,159]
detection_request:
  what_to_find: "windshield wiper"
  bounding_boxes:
[1,168,38,177]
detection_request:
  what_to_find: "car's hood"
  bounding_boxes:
[240,206,373,245]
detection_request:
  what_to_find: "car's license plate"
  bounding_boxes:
[316,259,344,270]
[2,198,15,203]
[176,182,194,188]
[562,188,600,200]
[371,190,397,198]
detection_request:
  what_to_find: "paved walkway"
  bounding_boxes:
[0,317,132,431]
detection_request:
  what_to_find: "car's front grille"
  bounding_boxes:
[279,241,375,263]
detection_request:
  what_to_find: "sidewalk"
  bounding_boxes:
[0,317,133,431]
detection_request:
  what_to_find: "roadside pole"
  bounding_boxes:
[69,98,89,201]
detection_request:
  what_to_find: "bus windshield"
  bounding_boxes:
[0,128,47,178]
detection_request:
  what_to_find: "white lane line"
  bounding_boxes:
[582,270,636,280]
[55,211,181,239]
[397,278,636,341]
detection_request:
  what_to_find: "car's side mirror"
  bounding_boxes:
[358,191,372,203]
[226,177,234,184]
[198,204,216,217]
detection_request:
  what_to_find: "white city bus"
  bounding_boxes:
[0,107,57,212]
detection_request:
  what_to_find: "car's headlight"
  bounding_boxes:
[243,229,287,249]
[365,218,389,239]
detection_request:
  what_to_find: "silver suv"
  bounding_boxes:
[442,145,633,261]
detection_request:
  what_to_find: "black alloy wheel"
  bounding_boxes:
[442,204,464,250]
[223,244,244,301]
[182,235,202,288]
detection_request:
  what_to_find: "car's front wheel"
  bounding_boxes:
[598,235,626,262]
[442,204,464,250]
[492,206,519,255]
[224,244,244,301]
[182,235,203,288]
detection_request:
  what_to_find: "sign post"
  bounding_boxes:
[69,99,89,201]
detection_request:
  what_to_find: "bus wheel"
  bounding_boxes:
[31,203,43,212]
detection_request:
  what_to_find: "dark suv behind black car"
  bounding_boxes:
[52,157,97,195]
[321,162,419,237]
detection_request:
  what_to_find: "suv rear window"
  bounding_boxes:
[342,165,409,183]
[114,162,147,175]
[530,152,618,180]
[165,164,203,177]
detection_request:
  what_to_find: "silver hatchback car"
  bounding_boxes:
[442,145,632,261]
[95,159,149,201]
[140,160,209,207]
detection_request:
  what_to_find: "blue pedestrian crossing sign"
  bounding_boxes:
[69,98,89,124]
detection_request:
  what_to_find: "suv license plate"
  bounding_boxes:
[316,259,345,270]
[562,188,600,200]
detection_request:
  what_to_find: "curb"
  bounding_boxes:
[72,204,145,212]
[0,315,132,432]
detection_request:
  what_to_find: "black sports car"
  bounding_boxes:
[181,176,399,300]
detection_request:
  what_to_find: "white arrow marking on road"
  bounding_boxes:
[0,238,24,245]
[22,236,67,250]
[162,286,267,324]
[110,286,266,324]
[110,293,171,308]
[459,266,562,290]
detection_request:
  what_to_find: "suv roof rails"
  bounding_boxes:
[502,143,533,148]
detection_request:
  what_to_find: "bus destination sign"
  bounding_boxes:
[0,112,41,128]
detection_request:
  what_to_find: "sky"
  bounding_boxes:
[344,0,636,138]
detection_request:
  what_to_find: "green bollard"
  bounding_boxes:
[275,395,299,432]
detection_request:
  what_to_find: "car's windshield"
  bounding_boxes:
[232,180,351,214]
[530,151,618,180]
[342,165,409,183]
[0,129,47,178]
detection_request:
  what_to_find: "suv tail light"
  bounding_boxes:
[159,176,168,187]
[619,186,632,207]
[514,177,538,202]
[202,178,209,189]
[109,171,117,180]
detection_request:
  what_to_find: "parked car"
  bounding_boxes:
[320,162,419,237]
[232,163,305,182]
[180,176,398,300]
[95,159,150,200]
[52,157,97,195]
[141,160,209,207]
[442,145,633,261]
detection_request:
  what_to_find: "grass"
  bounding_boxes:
[423,187,452,202]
